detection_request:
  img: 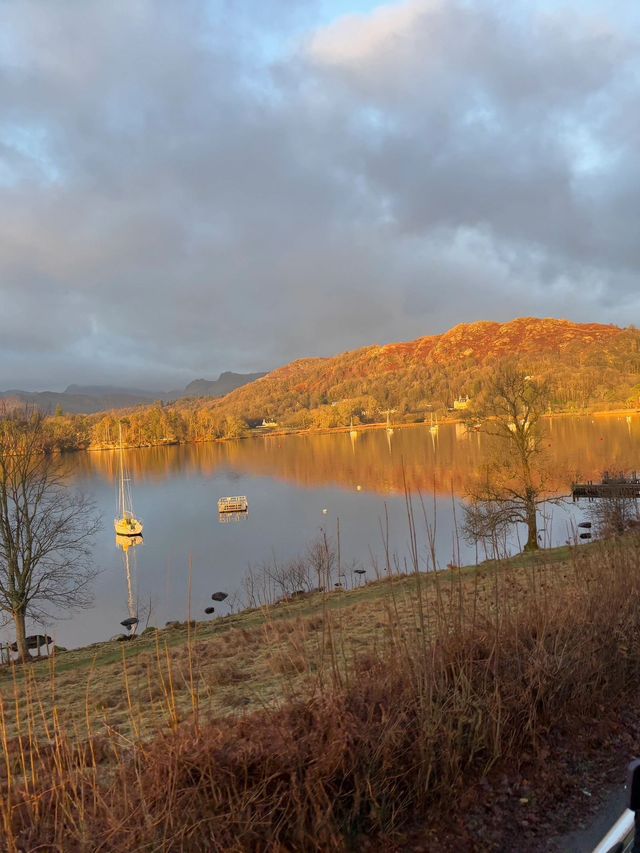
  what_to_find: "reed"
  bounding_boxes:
[0,528,638,850]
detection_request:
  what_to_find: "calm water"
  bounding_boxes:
[7,414,639,649]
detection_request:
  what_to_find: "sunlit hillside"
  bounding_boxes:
[37,318,640,451]
[175,317,639,428]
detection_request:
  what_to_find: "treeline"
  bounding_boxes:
[42,404,248,452]
[38,320,640,453]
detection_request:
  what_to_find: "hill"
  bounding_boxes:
[36,317,640,450]
[174,317,640,430]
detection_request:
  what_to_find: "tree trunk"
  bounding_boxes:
[524,502,539,551]
[13,609,31,663]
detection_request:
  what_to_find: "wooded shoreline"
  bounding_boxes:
[52,402,640,455]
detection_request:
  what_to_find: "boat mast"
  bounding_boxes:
[117,422,132,520]
[118,423,125,519]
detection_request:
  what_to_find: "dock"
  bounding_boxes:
[572,473,640,501]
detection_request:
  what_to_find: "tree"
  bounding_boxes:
[222,415,247,439]
[463,364,553,554]
[0,409,101,661]
[588,493,639,539]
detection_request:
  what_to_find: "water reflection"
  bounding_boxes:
[116,534,142,622]
[73,415,639,499]
[218,511,249,524]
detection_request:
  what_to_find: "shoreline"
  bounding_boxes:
[2,537,575,660]
[67,404,640,455]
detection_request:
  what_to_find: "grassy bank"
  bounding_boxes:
[0,535,638,850]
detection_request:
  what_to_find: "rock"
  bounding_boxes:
[27,634,53,649]
[9,634,53,652]
[141,626,157,635]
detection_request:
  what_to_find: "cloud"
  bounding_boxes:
[0,0,638,390]
[308,0,427,68]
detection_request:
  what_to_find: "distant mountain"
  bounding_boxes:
[0,388,159,415]
[183,371,267,398]
[0,371,267,415]
[64,384,159,398]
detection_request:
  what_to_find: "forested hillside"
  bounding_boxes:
[39,318,640,450]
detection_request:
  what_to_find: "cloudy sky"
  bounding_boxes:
[0,0,638,390]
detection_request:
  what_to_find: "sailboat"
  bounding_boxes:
[349,417,359,439]
[429,412,439,435]
[386,411,394,436]
[114,423,143,536]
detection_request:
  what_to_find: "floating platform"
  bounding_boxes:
[217,495,249,513]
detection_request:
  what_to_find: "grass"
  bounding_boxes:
[0,533,638,850]
[0,541,572,741]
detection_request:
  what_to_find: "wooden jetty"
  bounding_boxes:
[572,472,640,501]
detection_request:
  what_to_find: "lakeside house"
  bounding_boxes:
[453,396,471,411]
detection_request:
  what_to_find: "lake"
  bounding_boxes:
[6,413,638,649]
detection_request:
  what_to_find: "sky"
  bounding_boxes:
[0,0,638,391]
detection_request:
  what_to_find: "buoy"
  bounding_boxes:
[356,485,362,491]
[322,508,328,514]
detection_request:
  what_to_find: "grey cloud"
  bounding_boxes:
[0,0,638,390]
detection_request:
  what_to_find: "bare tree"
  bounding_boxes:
[306,531,336,590]
[0,409,101,661]
[463,363,555,553]
[241,533,337,608]
[588,494,639,539]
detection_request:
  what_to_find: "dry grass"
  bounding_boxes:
[0,534,639,850]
